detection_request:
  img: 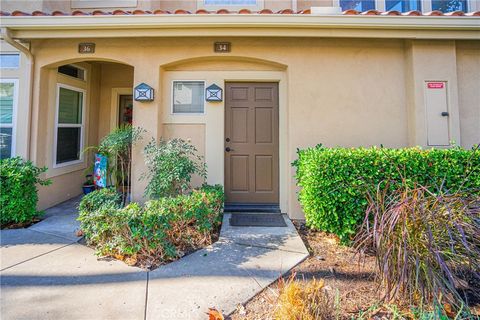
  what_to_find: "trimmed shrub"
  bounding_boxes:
[292,146,480,242]
[0,157,51,227]
[78,185,224,268]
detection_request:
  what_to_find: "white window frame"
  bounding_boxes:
[57,64,87,82]
[0,53,20,69]
[71,0,137,8]
[53,83,86,168]
[197,0,264,11]
[171,80,206,116]
[0,78,18,158]
[332,0,473,12]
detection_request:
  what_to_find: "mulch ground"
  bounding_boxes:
[1,218,41,230]
[229,221,380,320]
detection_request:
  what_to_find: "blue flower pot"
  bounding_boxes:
[82,185,95,195]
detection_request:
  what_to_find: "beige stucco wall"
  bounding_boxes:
[20,36,480,218]
[456,41,480,149]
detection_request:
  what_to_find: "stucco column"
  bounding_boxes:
[131,64,161,203]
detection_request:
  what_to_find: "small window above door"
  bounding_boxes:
[58,65,86,81]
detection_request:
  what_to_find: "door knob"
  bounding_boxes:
[226,138,230,142]
[225,147,234,152]
[441,112,449,117]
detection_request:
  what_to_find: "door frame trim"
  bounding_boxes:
[224,76,287,213]
[224,81,280,205]
[110,87,133,131]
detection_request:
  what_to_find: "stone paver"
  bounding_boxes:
[1,199,309,320]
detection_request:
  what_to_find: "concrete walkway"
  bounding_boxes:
[1,197,309,320]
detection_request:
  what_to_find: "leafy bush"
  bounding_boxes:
[78,185,224,269]
[87,125,143,204]
[143,138,206,199]
[354,182,480,313]
[293,146,480,242]
[274,274,335,320]
[0,157,51,227]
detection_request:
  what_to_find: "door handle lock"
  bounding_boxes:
[441,112,449,117]
[225,147,234,152]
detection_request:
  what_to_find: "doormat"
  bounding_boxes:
[229,214,287,227]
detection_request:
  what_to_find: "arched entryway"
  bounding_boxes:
[34,59,134,209]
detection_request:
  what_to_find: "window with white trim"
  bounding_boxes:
[340,0,375,11]
[71,0,137,8]
[58,64,86,81]
[385,0,422,11]
[336,0,471,12]
[0,54,20,69]
[54,85,85,166]
[0,79,17,159]
[172,81,205,114]
[432,0,468,12]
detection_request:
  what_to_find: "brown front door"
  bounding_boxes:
[225,82,279,204]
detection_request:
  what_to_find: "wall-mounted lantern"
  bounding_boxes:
[134,83,154,102]
[205,84,223,102]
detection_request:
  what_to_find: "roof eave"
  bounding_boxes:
[1,15,479,40]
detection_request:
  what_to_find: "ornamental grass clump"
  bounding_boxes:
[354,181,480,313]
[274,274,335,320]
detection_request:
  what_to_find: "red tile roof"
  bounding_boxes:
[1,9,479,17]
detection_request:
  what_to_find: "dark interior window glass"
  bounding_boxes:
[340,0,375,11]
[0,127,12,159]
[431,0,467,12]
[58,65,85,80]
[386,0,421,11]
[56,127,81,164]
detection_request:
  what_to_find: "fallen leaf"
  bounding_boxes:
[207,307,224,320]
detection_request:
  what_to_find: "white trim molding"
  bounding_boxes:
[110,87,133,131]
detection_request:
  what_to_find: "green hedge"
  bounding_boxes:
[293,146,480,243]
[78,185,224,268]
[0,157,51,227]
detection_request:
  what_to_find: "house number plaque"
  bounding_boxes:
[214,42,231,53]
[79,43,95,54]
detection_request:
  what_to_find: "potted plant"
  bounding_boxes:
[82,174,95,195]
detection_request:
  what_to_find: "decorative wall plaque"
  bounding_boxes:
[214,42,231,53]
[206,84,223,102]
[78,43,95,54]
[134,83,154,102]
